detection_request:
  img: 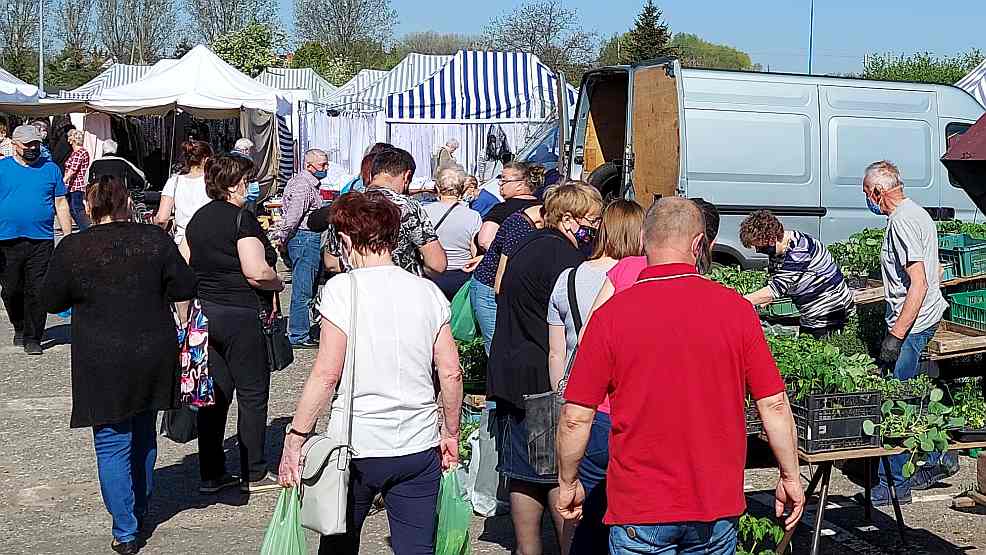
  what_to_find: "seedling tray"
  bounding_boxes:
[939,234,986,277]
[952,428,986,442]
[761,298,800,319]
[745,404,762,436]
[948,290,986,333]
[791,390,883,454]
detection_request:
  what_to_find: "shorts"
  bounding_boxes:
[492,406,557,485]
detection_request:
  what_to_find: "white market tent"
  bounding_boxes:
[59,60,179,100]
[255,67,337,101]
[0,66,39,103]
[89,45,290,118]
[957,59,986,108]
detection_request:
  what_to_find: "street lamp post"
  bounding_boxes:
[37,0,44,97]
[807,0,815,75]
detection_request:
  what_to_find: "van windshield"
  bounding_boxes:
[516,124,560,171]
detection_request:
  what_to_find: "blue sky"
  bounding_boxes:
[277,0,984,75]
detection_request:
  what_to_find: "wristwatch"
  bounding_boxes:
[285,424,312,440]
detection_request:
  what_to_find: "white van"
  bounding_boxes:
[566,59,985,267]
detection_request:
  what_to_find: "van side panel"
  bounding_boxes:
[631,66,681,201]
[819,86,939,243]
[680,74,821,266]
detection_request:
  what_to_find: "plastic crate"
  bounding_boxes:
[763,298,800,318]
[790,390,883,454]
[948,290,986,332]
[939,234,986,277]
[745,404,763,436]
[941,261,956,282]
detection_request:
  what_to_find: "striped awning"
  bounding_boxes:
[342,53,450,110]
[323,69,388,109]
[58,61,175,100]
[256,68,337,100]
[386,50,577,122]
[957,59,986,108]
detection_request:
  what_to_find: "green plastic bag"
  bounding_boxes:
[450,279,478,342]
[260,487,307,555]
[436,469,473,555]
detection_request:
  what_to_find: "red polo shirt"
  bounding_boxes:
[564,263,785,525]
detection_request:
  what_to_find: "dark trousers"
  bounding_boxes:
[197,301,271,482]
[0,238,53,344]
[430,269,470,301]
[319,449,441,555]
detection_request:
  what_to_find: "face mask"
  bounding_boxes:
[21,146,40,162]
[866,196,884,216]
[245,182,260,202]
[573,224,598,256]
[312,169,328,180]
[756,245,777,258]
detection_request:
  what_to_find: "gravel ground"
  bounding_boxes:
[2,282,986,554]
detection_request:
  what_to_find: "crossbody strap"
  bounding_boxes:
[433,202,458,231]
[340,273,358,462]
[568,265,583,334]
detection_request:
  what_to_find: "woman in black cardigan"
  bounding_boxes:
[44,176,197,555]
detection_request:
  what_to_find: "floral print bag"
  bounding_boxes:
[174,299,215,407]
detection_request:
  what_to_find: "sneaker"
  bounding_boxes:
[12,331,23,347]
[24,342,43,355]
[910,456,961,491]
[291,339,319,350]
[854,483,912,508]
[199,474,240,494]
[241,472,282,493]
[111,539,139,554]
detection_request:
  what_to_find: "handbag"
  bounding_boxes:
[262,293,294,372]
[298,273,359,535]
[160,406,198,443]
[524,264,584,475]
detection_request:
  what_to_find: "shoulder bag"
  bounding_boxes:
[524,264,585,475]
[298,273,359,535]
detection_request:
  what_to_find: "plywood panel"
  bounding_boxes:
[583,111,604,175]
[631,66,680,202]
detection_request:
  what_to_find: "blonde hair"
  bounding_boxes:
[543,181,603,228]
[592,199,645,260]
[435,167,466,196]
[67,129,85,147]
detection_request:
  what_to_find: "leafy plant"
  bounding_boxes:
[737,513,785,555]
[457,338,488,384]
[767,334,880,399]
[458,419,481,464]
[708,265,767,295]
[863,388,965,477]
[952,379,986,430]
[827,228,885,278]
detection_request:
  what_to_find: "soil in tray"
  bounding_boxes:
[953,428,986,442]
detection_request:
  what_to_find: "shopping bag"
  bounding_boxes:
[450,280,478,342]
[160,406,198,443]
[436,469,473,555]
[260,487,307,555]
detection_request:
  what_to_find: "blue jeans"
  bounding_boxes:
[92,411,157,543]
[67,191,90,231]
[881,323,940,493]
[571,412,611,555]
[470,279,497,354]
[286,230,321,343]
[609,518,739,554]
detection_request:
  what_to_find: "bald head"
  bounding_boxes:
[862,160,902,193]
[644,197,705,254]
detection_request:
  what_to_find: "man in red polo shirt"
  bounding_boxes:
[556,197,804,554]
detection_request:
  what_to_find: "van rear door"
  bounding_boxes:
[627,59,685,203]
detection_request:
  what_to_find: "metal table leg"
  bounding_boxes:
[810,462,833,555]
[805,463,825,498]
[864,457,872,522]
[880,456,908,545]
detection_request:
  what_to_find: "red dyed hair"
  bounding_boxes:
[360,142,394,184]
[330,191,401,254]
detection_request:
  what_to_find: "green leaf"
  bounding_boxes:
[948,417,966,428]
[903,437,918,449]
[920,438,934,452]
[903,461,916,477]
[930,388,944,403]
[863,420,876,435]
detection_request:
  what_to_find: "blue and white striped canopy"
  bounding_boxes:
[957,59,986,108]
[58,62,173,100]
[256,68,337,101]
[386,50,577,122]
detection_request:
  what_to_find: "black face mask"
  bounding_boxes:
[756,245,777,258]
[21,146,40,162]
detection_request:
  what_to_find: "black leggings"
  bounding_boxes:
[197,301,271,482]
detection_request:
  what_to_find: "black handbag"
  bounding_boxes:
[262,293,294,372]
[160,407,198,443]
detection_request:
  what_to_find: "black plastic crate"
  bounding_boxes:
[745,404,763,436]
[791,390,883,454]
[953,428,986,442]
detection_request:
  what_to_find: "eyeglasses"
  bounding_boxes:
[580,215,602,226]
[499,177,526,184]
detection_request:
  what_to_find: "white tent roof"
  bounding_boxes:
[89,45,290,117]
[324,69,388,108]
[0,66,39,103]
[255,67,337,100]
[957,59,986,108]
[333,53,451,110]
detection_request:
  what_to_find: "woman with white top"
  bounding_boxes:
[277,190,463,555]
[155,140,214,244]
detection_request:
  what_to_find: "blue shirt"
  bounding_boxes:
[0,157,66,240]
[470,189,501,217]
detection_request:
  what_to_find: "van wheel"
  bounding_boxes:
[587,162,622,201]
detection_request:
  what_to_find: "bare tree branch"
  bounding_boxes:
[97,0,177,64]
[0,0,38,59]
[293,0,397,56]
[55,0,97,53]
[183,0,276,44]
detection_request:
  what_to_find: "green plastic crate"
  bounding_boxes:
[939,234,986,277]
[762,298,800,318]
[941,261,956,282]
[948,290,986,332]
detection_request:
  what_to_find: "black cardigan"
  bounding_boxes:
[43,222,197,428]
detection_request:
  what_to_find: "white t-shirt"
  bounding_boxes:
[162,173,210,244]
[318,267,451,459]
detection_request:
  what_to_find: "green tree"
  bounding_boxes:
[597,33,626,66]
[211,21,286,77]
[621,0,674,64]
[672,33,753,70]
[290,42,359,86]
[45,48,107,91]
[862,50,984,85]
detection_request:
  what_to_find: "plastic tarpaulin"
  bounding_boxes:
[942,112,986,213]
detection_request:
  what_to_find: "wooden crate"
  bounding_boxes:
[927,321,986,360]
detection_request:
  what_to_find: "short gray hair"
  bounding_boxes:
[102,139,118,154]
[435,167,466,196]
[863,160,903,192]
[446,138,459,149]
[643,197,704,251]
[304,148,327,166]
[234,138,254,152]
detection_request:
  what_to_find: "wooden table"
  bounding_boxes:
[781,441,986,555]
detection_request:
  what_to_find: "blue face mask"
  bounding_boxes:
[312,169,328,180]
[866,196,884,216]
[246,182,260,202]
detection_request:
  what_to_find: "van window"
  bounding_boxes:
[830,117,933,190]
[946,122,972,187]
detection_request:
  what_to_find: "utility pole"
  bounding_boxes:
[807,0,815,75]
[37,0,44,97]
